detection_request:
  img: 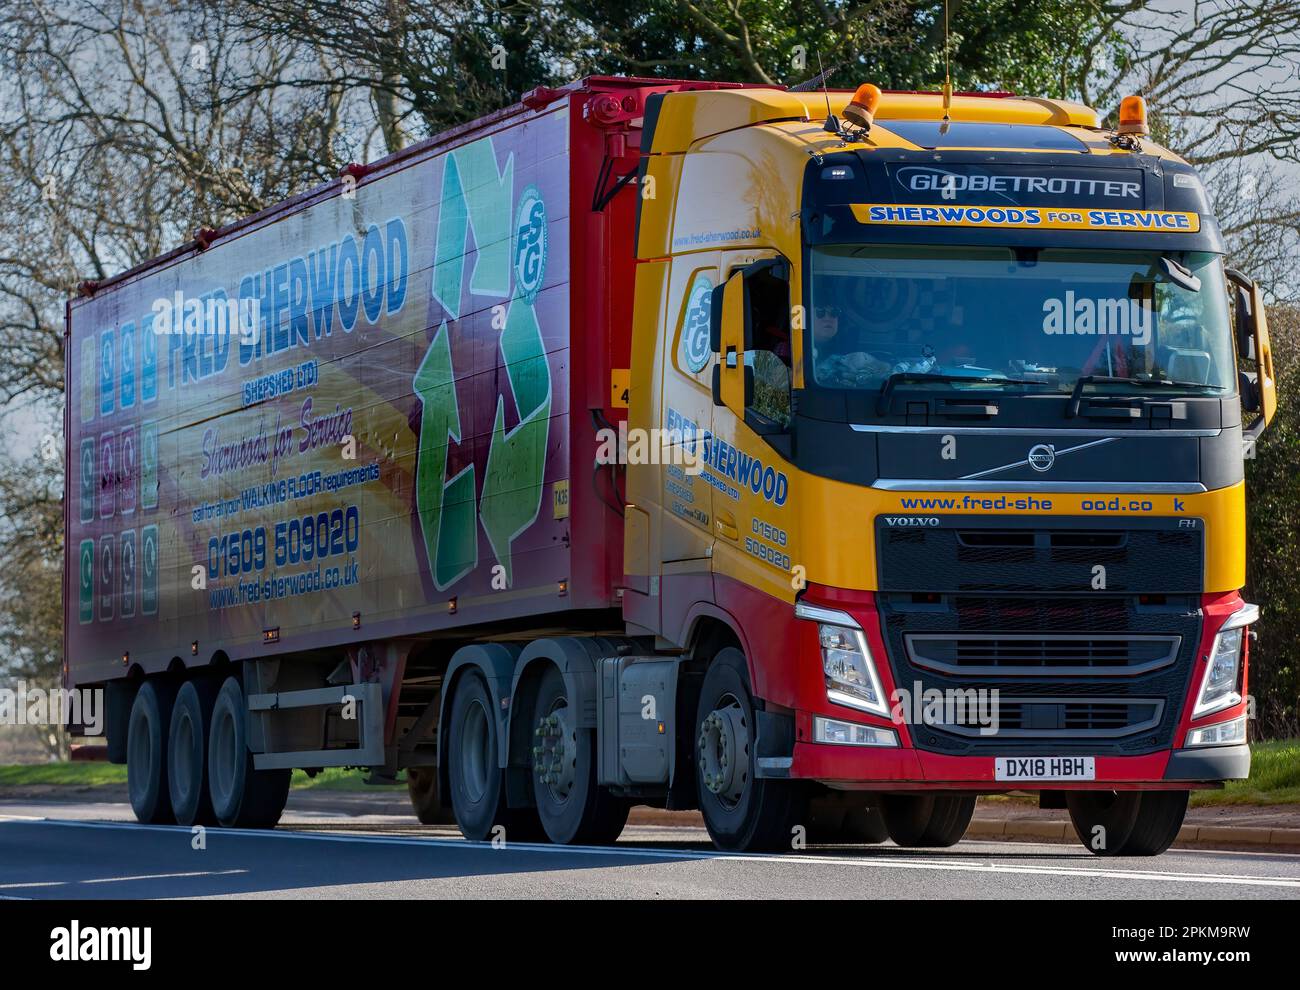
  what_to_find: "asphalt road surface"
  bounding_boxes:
[3,796,1300,899]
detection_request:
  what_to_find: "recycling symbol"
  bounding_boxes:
[414,136,552,591]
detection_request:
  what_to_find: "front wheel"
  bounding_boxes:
[881,794,976,848]
[1067,790,1188,856]
[695,648,807,852]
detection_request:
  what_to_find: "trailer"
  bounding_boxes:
[66,76,1274,854]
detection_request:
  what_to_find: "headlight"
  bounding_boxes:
[1192,603,1258,719]
[1186,714,1247,748]
[795,601,890,717]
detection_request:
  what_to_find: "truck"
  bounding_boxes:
[65,75,1276,855]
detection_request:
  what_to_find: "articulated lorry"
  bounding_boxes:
[65,75,1275,854]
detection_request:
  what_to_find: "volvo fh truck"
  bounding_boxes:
[65,76,1275,855]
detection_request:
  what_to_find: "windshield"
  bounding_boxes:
[807,246,1235,395]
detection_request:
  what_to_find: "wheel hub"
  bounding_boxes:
[698,702,750,807]
[533,708,577,801]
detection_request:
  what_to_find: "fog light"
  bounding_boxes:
[1186,714,1247,748]
[813,717,897,747]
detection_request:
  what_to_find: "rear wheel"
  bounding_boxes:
[207,676,290,829]
[1067,790,1187,856]
[695,648,808,852]
[127,679,177,824]
[407,767,455,825]
[881,794,976,848]
[167,678,218,826]
[445,671,544,842]
[531,666,629,845]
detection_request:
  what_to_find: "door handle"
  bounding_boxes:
[715,509,739,541]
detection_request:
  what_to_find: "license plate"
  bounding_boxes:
[995,756,1096,781]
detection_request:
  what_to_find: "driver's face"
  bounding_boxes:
[813,305,840,341]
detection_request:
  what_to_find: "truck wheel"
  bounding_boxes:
[127,679,177,824]
[695,648,808,852]
[531,666,629,845]
[167,678,218,826]
[407,767,455,825]
[446,671,515,841]
[806,793,889,844]
[1067,790,1187,856]
[881,794,976,847]
[207,676,290,829]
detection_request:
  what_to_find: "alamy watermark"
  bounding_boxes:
[1042,291,1152,345]
[891,681,1001,736]
[0,682,104,735]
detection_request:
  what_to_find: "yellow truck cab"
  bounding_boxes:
[625,83,1274,853]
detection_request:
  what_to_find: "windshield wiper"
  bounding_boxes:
[1066,374,1227,418]
[876,372,1049,415]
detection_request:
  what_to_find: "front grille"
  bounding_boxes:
[878,591,1200,756]
[935,697,1164,738]
[904,632,1181,676]
[872,516,1203,755]
[876,520,1203,593]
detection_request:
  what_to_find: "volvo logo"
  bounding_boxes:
[1027,444,1056,472]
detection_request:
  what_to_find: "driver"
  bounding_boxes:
[811,280,891,386]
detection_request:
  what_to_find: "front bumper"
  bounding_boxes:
[787,737,1250,790]
[777,585,1254,790]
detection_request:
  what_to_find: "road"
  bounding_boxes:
[3,795,1300,898]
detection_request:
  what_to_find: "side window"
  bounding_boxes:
[745,266,792,428]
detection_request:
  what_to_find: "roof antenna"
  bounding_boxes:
[816,52,839,135]
[939,0,953,135]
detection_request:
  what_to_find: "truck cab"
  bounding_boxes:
[626,84,1274,853]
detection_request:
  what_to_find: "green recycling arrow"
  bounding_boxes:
[478,299,552,586]
[413,322,478,590]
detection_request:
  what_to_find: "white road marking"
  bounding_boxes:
[0,881,64,889]
[82,869,248,884]
[4,815,1299,890]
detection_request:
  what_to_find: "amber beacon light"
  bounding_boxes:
[842,83,882,131]
[1117,95,1149,136]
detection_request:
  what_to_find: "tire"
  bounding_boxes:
[407,767,455,825]
[127,679,177,824]
[445,671,514,841]
[840,806,890,844]
[806,793,888,845]
[881,794,976,848]
[695,648,808,852]
[167,678,219,826]
[1067,790,1188,856]
[531,666,629,845]
[207,676,290,829]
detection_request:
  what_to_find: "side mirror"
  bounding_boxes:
[1226,269,1276,439]
[1232,282,1255,361]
